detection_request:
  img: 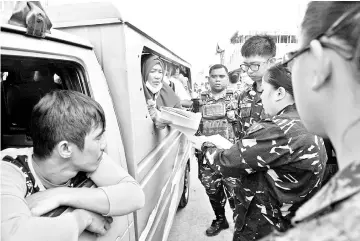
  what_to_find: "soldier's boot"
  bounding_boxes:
[205,208,229,236]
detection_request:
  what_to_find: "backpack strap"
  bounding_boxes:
[2,155,40,196]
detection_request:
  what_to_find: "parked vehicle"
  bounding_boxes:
[1,2,192,241]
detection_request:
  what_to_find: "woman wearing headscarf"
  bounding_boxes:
[261,2,360,241]
[142,55,181,129]
[191,64,327,241]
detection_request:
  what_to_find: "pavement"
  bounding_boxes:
[168,159,234,241]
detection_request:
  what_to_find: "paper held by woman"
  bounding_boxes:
[186,134,233,150]
[159,107,202,136]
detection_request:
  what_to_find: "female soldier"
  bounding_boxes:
[192,64,327,241]
[141,54,181,129]
[261,2,360,241]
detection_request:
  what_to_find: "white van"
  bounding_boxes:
[1,1,192,241]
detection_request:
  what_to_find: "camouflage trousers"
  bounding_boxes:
[197,160,237,218]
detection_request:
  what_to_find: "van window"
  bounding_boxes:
[1,55,88,149]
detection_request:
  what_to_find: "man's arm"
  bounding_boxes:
[1,162,92,241]
[62,153,145,216]
[29,153,145,216]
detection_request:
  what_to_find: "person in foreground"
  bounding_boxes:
[192,64,327,241]
[261,1,360,240]
[142,54,181,129]
[1,90,145,241]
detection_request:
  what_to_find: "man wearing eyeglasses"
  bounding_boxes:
[231,35,276,239]
[238,35,276,138]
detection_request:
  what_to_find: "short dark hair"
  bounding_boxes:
[264,64,293,97]
[302,1,360,69]
[229,73,239,84]
[30,90,106,159]
[171,66,180,76]
[241,35,276,58]
[209,64,228,75]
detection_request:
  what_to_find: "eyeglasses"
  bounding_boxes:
[282,5,360,67]
[240,61,268,72]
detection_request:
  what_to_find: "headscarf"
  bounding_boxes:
[141,55,181,109]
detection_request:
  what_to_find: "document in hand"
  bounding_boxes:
[159,107,202,136]
[205,134,233,149]
[186,134,233,150]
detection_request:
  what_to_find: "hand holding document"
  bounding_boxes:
[158,107,233,150]
[159,107,202,136]
[187,134,233,150]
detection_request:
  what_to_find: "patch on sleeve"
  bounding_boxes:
[246,122,265,135]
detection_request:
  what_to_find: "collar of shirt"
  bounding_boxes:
[27,152,47,191]
[208,90,227,101]
[276,104,297,116]
[293,159,360,224]
[246,84,262,103]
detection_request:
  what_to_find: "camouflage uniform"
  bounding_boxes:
[202,104,328,241]
[238,83,267,138]
[260,160,360,241]
[196,89,241,217]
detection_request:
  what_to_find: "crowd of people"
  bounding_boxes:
[1,1,360,241]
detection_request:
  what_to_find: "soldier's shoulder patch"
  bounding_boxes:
[247,122,265,135]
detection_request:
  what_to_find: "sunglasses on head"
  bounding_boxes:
[282,5,360,67]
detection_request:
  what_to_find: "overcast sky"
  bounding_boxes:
[45,0,309,74]
[119,0,308,70]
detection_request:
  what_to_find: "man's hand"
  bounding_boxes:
[85,211,113,236]
[26,187,70,216]
[72,209,113,236]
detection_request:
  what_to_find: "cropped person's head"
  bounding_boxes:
[208,64,229,93]
[286,1,360,136]
[172,67,180,78]
[31,90,106,180]
[240,35,276,82]
[261,64,294,116]
[142,55,164,89]
[229,73,239,84]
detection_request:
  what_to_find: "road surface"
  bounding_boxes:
[168,160,234,240]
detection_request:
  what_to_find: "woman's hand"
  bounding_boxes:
[147,99,172,129]
[26,187,71,216]
[187,135,208,150]
[154,117,172,129]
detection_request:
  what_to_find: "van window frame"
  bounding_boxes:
[1,52,92,149]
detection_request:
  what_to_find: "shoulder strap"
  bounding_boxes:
[226,89,234,98]
[2,155,39,196]
[200,92,209,102]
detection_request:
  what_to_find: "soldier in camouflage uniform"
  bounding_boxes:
[238,35,277,138]
[195,64,241,236]
[195,65,328,241]
[259,2,360,241]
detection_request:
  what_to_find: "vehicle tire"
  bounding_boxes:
[178,162,190,208]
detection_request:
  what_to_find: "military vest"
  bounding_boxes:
[199,90,240,143]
